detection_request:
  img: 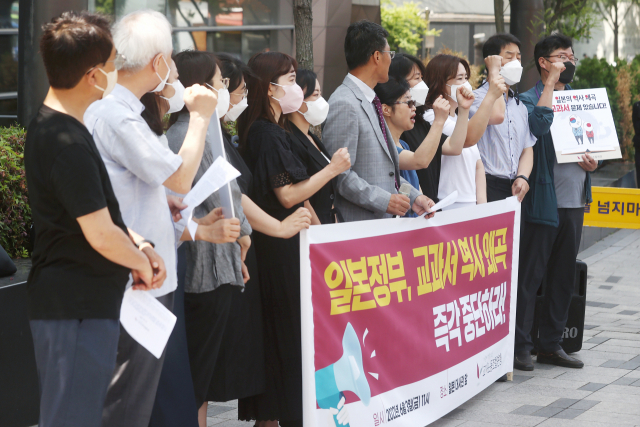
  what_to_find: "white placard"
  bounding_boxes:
[207,111,235,220]
[550,87,622,163]
[120,288,177,359]
[180,156,241,240]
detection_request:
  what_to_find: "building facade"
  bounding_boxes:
[4,0,381,127]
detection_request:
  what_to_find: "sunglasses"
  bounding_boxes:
[393,99,417,108]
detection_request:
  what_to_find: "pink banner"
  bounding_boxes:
[301,199,520,426]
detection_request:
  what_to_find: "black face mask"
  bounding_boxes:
[559,61,576,84]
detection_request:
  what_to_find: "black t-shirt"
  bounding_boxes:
[401,119,448,203]
[24,105,130,320]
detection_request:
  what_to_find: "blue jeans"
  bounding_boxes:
[30,318,120,427]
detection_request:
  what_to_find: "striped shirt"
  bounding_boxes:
[470,83,537,179]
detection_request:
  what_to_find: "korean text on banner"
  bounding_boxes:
[550,87,622,164]
[300,198,521,427]
[584,186,640,229]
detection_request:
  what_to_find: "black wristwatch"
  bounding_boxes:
[515,175,529,184]
[135,239,155,249]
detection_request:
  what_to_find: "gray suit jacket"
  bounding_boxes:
[323,75,421,222]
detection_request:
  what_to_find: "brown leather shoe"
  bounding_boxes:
[537,349,584,369]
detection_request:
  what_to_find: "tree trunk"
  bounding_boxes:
[613,4,619,59]
[294,0,314,71]
[494,0,505,33]
[510,0,545,91]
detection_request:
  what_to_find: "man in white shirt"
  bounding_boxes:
[84,10,217,427]
[323,20,435,221]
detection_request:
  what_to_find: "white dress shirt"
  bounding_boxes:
[347,73,376,103]
[85,84,183,297]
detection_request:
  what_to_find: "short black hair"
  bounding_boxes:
[344,20,389,70]
[482,33,521,58]
[40,11,113,89]
[296,69,317,98]
[534,33,573,74]
[389,53,427,124]
[217,53,253,94]
[374,76,410,108]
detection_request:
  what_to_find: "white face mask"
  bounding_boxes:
[299,97,330,126]
[151,55,171,93]
[160,80,186,114]
[95,67,118,98]
[224,97,248,122]
[410,81,429,107]
[500,59,523,86]
[206,83,230,118]
[446,81,473,103]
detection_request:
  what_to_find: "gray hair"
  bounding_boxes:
[113,10,173,72]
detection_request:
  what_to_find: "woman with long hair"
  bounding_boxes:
[388,53,472,202]
[237,51,350,426]
[284,69,337,224]
[205,53,313,417]
[165,50,253,427]
[424,55,485,209]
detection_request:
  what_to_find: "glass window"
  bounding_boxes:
[1,0,19,124]
[88,0,291,68]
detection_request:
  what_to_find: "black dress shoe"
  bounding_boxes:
[537,349,584,368]
[514,350,534,371]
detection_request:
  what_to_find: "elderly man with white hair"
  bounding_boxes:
[84,10,218,427]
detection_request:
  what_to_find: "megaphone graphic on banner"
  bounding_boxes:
[315,323,371,426]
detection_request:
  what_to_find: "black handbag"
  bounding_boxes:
[0,245,17,277]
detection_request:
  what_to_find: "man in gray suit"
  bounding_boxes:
[324,20,435,222]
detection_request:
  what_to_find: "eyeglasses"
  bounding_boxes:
[231,86,248,99]
[394,99,416,108]
[375,50,395,59]
[221,77,230,90]
[545,54,578,64]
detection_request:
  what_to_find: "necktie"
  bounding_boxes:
[372,96,400,190]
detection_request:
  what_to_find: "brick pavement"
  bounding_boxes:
[206,229,640,426]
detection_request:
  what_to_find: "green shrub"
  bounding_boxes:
[0,125,31,258]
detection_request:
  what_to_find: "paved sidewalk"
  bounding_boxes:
[205,229,640,426]
[432,229,640,427]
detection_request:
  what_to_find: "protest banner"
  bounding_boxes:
[550,88,622,163]
[584,186,640,229]
[300,197,521,427]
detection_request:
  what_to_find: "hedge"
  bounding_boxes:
[0,124,30,258]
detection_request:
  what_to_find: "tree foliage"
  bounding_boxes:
[534,0,600,41]
[381,0,430,56]
[593,0,640,59]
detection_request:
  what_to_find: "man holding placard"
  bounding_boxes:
[515,34,597,371]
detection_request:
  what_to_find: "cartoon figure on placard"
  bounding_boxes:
[569,115,584,144]
[585,122,595,144]
[315,323,371,426]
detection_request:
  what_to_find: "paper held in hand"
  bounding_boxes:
[417,191,458,218]
[180,156,241,240]
[120,288,177,359]
[549,87,622,163]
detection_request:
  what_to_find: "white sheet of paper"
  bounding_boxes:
[418,191,459,218]
[208,111,235,220]
[120,288,177,359]
[180,156,241,240]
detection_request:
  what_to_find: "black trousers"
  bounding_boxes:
[485,174,514,203]
[515,208,584,353]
